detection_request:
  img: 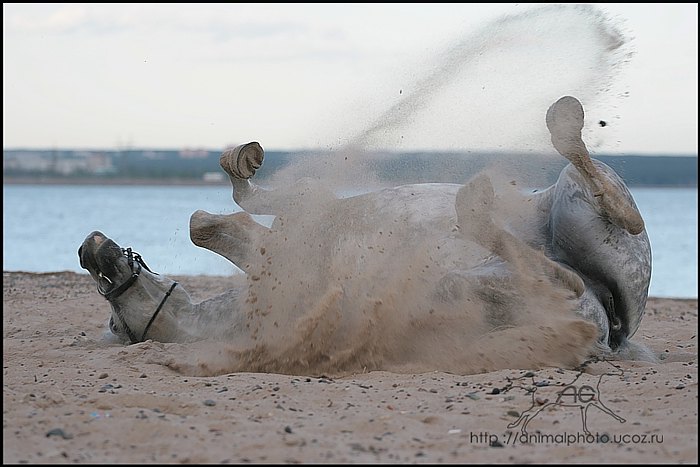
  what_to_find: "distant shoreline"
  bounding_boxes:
[2,177,229,186]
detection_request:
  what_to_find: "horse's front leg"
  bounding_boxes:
[220,141,337,216]
[189,210,270,272]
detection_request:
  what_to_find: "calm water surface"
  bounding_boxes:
[3,184,697,298]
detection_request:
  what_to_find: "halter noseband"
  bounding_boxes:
[99,247,178,343]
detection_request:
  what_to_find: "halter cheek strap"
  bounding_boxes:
[140,281,178,342]
[100,248,178,343]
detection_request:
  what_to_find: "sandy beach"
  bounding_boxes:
[3,271,697,464]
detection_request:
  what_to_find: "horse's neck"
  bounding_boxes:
[191,288,246,339]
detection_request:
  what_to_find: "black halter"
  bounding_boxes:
[99,247,178,343]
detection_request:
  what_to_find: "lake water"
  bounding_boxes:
[3,184,698,299]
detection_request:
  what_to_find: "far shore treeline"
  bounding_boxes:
[3,148,698,187]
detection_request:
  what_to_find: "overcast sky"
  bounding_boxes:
[3,3,698,155]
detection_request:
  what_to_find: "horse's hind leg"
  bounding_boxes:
[544,96,653,359]
[189,210,270,272]
[546,96,644,235]
[454,173,585,297]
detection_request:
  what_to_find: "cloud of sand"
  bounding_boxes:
[267,4,631,191]
[170,4,630,377]
[172,174,599,377]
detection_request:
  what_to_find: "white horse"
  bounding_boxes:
[79,96,654,376]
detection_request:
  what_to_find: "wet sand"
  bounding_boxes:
[3,271,697,464]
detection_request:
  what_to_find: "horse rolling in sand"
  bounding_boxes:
[78,96,654,376]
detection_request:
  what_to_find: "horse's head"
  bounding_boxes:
[78,231,191,343]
